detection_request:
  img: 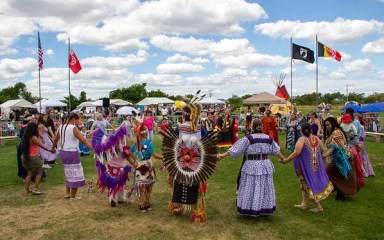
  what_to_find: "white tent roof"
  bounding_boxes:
[1,99,37,109]
[199,97,225,105]
[35,99,66,108]
[136,97,174,106]
[111,99,133,106]
[1,99,37,115]
[91,99,133,107]
[77,101,97,107]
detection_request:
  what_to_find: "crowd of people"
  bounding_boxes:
[14,102,376,221]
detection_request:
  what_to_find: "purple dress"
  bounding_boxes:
[228,133,279,216]
[39,127,58,163]
[293,136,333,201]
[359,127,375,177]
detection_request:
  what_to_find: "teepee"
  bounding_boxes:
[273,73,290,100]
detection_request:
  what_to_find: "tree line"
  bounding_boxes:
[1,82,383,111]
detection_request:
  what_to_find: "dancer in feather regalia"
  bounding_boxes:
[160,90,219,222]
[92,126,132,207]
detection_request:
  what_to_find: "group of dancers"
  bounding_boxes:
[19,94,375,221]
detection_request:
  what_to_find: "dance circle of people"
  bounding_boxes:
[18,101,375,221]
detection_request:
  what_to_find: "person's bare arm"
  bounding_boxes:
[322,148,334,158]
[282,137,304,163]
[47,126,55,139]
[316,119,322,136]
[152,152,163,160]
[52,127,60,149]
[31,136,52,152]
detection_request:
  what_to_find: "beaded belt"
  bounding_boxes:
[246,154,268,160]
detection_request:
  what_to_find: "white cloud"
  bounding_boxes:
[214,53,289,68]
[0,57,36,80]
[343,59,374,72]
[151,35,255,57]
[166,54,209,64]
[81,50,148,68]
[45,49,54,57]
[362,37,384,54]
[156,63,204,74]
[2,0,267,51]
[255,18,384,43]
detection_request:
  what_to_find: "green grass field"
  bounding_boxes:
[0,134,383,240]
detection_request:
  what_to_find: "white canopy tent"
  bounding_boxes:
[116,106,140,115]
[136,97,174,106]
[199,97,225,105]
[91,99,133,107]
[1,99,36,116]
[34,99,66,113]
[77,101,97,108]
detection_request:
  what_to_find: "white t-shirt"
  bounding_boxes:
[59,124,79,151]
[161,108,168,116]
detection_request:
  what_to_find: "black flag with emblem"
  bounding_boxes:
[292,43,315,63]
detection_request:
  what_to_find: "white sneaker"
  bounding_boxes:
[42,164,51,169]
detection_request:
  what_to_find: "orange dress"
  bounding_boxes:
[261,116,279,145]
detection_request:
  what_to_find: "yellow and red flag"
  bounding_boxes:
[318,42,341,61]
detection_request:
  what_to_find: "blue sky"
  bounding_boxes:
[1,0,384,101]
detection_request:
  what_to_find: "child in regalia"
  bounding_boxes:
[127,122,163,213]
[79,127,91,156]
[92,126,132,207]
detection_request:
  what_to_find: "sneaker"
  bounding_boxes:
[145,204,152,211]
[139,206,147,213]
[42,164,51,169]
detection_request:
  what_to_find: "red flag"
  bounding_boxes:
[69,49,82,74]
[38,31,43,70]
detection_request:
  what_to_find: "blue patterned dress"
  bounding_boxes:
[228,133,280,216]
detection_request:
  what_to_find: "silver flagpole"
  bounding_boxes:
[38,32,42,113]
[38,65,42,113]
[316,35,318,110]
[68,38,71,113]
[290,37,293,101]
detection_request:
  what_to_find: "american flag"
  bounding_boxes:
[38,31,43,70]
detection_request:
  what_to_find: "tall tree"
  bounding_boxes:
[148,89,168,97]
[63,94,79,111]
[79,91,87,103]
[348,92,364,103]
[110,83,147,104]
[0,82,36,103]
[227,95,242,111]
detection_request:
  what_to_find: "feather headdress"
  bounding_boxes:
[175,90,206,131]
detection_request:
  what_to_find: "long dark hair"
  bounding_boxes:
[301,122,312,137]
[323,117,347,141]
[21,123,39,161]
[46,109,55,133]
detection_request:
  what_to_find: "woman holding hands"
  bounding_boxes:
[217,119,284,217]
[280,123,333,213]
